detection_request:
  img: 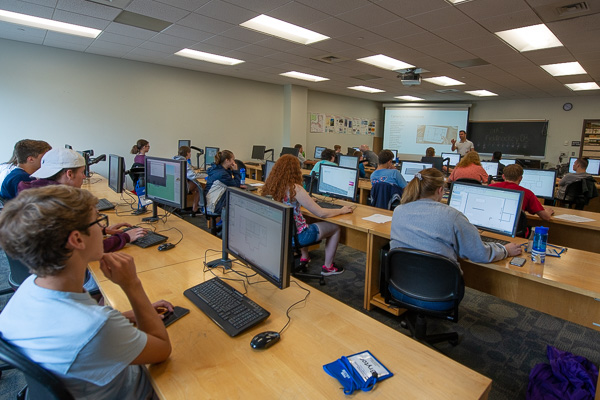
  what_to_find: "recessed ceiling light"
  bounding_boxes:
[394,96,424,101]
[0,9,101,38]
[357,55,415,71]
[446,0,472,3]
[541,62,586,76]
[422,76,465,86]
[240,14,329,45]
[564,82,600,91]
[347,86,385,93]
[495,24,563,52]
[174,49,244,65]
[280,71,329,82]
[465,90,498,97]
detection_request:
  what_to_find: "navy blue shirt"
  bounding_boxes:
[0,168,32,200]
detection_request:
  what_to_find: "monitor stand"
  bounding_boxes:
[142,202,159,222]
[206,208,232,269]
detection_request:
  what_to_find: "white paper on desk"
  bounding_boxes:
[362,214,393,224]
[554,214,595,223]
[249,183,264,187]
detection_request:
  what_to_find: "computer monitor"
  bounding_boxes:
[517,159,541,169]
[448,182,524,237]
[480,161,499,177]
[65,144,72,149]
[569,157,600,175]
[521,168,557,200]
[421,156,443,172]
[205,146,219,166]
[400,161,433,182]
[144,156,186,210]
[252,145,266,160]
[263,160,275,181]
[338,155,359,169]
[501,159,516,166]
[178,140,191,150]
[314,146,326,159]
[388,149,398,160]
[223,188,292,289]
[108,154,124,194]
[317,164,359,202]
[281,147,299,157]
[441,152,461,167]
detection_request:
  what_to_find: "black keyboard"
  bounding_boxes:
[480,235,510,246]
[124,227,168,248]
[245,162,260,166]
[96,198,115,211]
[315,201,343,209]
[184,277,270,337]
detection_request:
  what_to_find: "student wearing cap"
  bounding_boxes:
[19,148,146,253]
[0,140,51,200]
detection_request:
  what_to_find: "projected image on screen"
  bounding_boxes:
[417,125,457,145]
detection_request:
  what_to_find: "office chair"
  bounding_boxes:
[381,247,464,346]
[234,159,246,172]
[455,178,482,185]
[421,156,443,172]
[560,178,598,210]
[197,183,221,236]
[292,231,325,286]
[369,183,403,210]
[127,164,144,193]
[0,336,74,400]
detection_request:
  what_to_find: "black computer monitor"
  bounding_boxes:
[223,188,293,289]
[517,159,541,169]
[421,156,443,172]
[338,155,359,169]
[317,164,359,202]
[448,182,524,237]
[108,154,124,194]
[388,149,398,160]
[264,160,275,181]
[144,156,186,211]
[480,161,499,177]
[178,140,191,151]
[569,157,600,175]
[521,168,557,200]
[441,152,461,167]
[252,145,266,160]
[205,146,219,166]
[281,147,299,157]
[314,146,326,159]
[400,161,433,182]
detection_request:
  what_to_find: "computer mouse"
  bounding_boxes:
[157,243,175,251]
[250,331,280,349]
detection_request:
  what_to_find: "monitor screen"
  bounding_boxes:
[224,188,292,289]
[205,147,219,166]
[252,145,266,160]
[178,140,191,150]
[569,157,600,174]
[400,161,433,182]
[501,159,516,166]
[108,154,124,194]
[338,155,359,169]
[317,164,359,201]
[388,149,398,160]
[281,147,299,157]
[264,160,275,181]
[441,152,461,167]
[521,168,557,200]
[480,161,499,176]
[144,156,186,209]
[448,182,524,237]
[314,146,326,159]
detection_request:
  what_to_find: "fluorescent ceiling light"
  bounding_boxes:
[280,71,329,82]
[422,76,465,86]
[564,82,600,91]
[395,96,424,101]
[357,54,414,71]
[465,90,498,97]
[495,24,563,52]
[541,62,586,76]
[446,0,472,3]
[0,9,101,38]
[240,14,329,45]
[348,86,385,94]
[174,49,244,66]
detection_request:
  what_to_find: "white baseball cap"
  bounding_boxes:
[31,148,86,179]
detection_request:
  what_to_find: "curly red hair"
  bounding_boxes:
[262,154,303,202]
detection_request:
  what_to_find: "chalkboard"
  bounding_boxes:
[467,121,548,157]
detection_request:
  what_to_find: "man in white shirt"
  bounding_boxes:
[451,130,474,156]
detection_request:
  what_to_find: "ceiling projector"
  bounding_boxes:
[396,68,423,86]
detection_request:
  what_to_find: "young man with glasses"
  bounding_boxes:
[0,185,172,399]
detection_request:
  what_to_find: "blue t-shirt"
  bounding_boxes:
[370,169,407,188]
[310,160,337,175]
[0,167,32,199]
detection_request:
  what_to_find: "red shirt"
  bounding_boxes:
[489,181,544,215]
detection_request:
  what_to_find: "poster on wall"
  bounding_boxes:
[360,119,369,135]
[310,113,325,133]
[326,115,335,133]
[352,118,361,134]
[368,120,376,136]
[337,116,346,134]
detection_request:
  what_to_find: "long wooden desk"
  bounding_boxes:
[86,176,492,400]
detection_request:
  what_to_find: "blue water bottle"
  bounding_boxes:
[531,226,549,264]
[240,168,246,185]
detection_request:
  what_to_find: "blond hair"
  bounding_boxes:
[455,151,481,168]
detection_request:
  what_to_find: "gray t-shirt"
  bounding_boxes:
[455,140,474,156]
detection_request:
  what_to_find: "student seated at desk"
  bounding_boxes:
[0,139,51,200]
[310,148,337,175]
[390,168,521,282]
[556,157,594,199]
[174,145,203,214]
[447,151,488,183]
[0,143,20,189]
[0,185,172,399]
[370,150,407,188]
[130,139,150,165]
[295,144,306,168]
[205,150,243,215]
[262,155,353,276]
[353,151,366,178]
[490,164,554,221]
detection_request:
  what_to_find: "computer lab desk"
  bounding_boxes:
[85,178,492,400]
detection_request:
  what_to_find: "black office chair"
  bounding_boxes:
[292,231,325,286]
[421,156,443,172]
[0,336,74,400]
[455,178,482,185]
[381,247,464,346]
[234,159,246,172]
[197,183,221,236]
[128,164,144,193]
[369,183,403,210]
[302,172,318,196]
[560,178,599,210]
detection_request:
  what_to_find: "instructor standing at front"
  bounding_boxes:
[451,130,474,156]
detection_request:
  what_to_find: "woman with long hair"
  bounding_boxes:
[130,139,150,165]
[447,151,488,183]
[262,154,353,276]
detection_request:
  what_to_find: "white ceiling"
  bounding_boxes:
[1,0,600,102]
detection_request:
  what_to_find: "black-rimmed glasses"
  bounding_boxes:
[87,214,109,229]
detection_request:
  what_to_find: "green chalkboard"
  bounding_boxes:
[467,121,548,157]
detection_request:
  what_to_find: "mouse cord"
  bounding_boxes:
[157,226,184,245]
[278,281,311,335]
